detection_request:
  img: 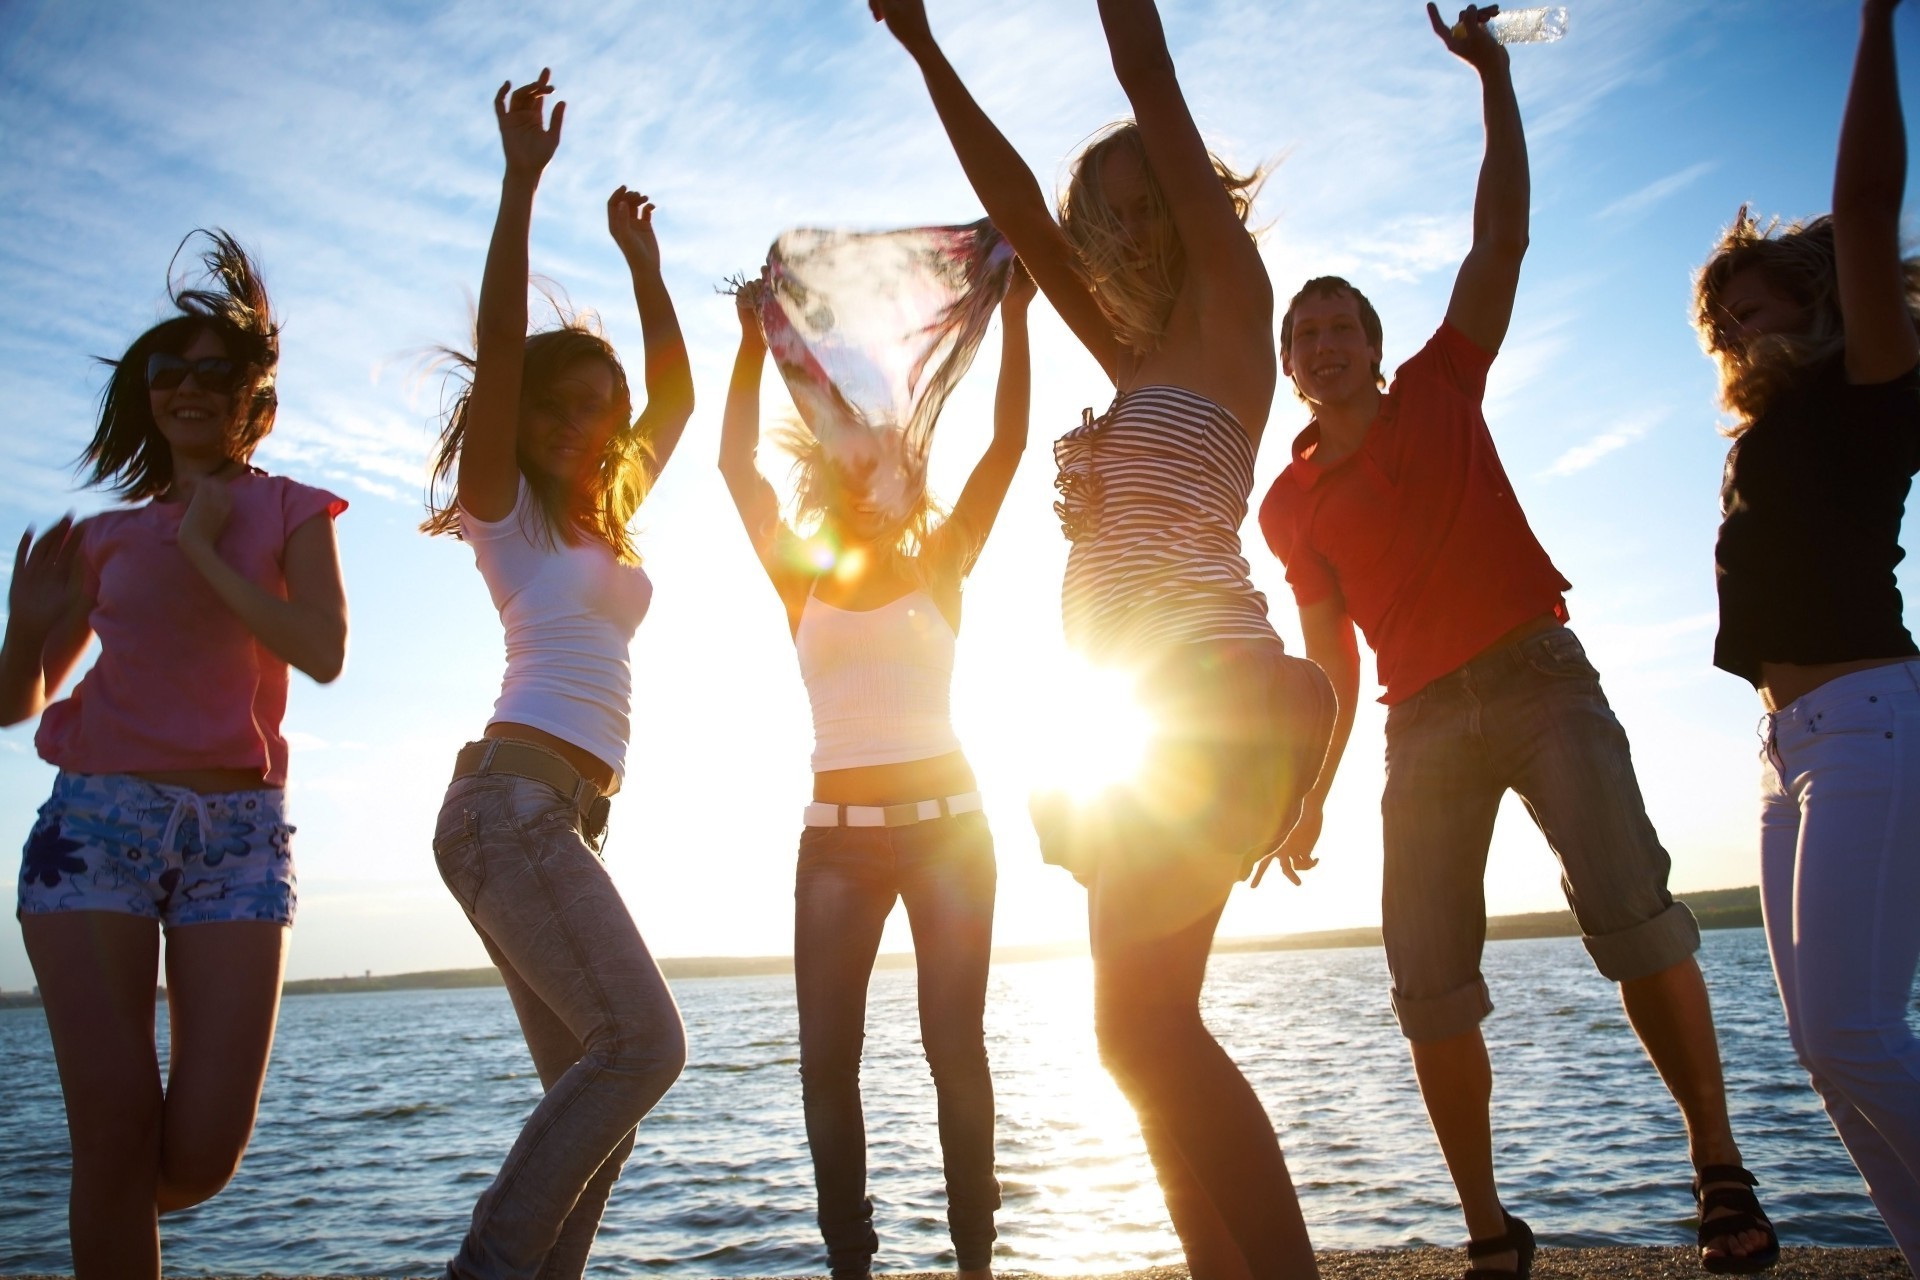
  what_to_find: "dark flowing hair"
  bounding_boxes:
[420,316,650,565]
[1695,207,1920,432]
[79,229,280,500]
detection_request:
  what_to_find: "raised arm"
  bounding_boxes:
[607,186,696,483]
[1433,4,1529,353]
[1096,0,1269,314]
[1835,0,1917,384]
[871,0,1125,377]
[718,293,812,626]
[1252,597,1358,888]
[928,261,1035,582]
[459,71,565,525]
[0,519,94,726]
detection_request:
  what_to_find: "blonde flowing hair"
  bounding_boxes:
[1694,207,1920,433]
[422,317,653,565]
[1059,121,1262,354]
[773,415,952,567]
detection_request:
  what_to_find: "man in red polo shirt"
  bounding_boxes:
[1257,6,1776,1275]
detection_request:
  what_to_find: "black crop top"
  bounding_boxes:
[1714,360,1920,686]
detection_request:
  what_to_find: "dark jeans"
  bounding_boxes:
[433,773,687,1280]
[794,812,999,1274]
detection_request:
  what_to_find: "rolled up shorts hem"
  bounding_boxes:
[1582,899,1700,983]
[1391,976,1495,1042]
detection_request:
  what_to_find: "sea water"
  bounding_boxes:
[0,928,1898,1275]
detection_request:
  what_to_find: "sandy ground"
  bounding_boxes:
[10,1250,1914,1280]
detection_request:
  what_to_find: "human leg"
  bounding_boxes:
[434,777,686,1280]
[1498,631,1771,1266]
[1768,677,1920,1262]
[153,920,287,1211]
[794,825,898,1278]
[898,814,1000,1274]
[474,927,637,1280]
[1379,686,1513,1266]
[21,912,164,1280]
[1091,849,1317,1278]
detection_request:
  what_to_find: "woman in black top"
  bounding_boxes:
[1695,0,1920,1265]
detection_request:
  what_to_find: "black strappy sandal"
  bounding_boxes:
[1464,1210,1535,1279]
[1693,1164,1781,1274]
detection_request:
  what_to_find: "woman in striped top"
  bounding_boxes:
[875,1,1336,1274]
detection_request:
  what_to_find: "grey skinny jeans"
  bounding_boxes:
[433,771,686,1280]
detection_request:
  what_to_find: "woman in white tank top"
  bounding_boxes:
[719,266,1034,1280]
[418,71,695,1280]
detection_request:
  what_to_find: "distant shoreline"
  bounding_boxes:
[0,886,1764,1010]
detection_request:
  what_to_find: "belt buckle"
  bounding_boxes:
[583,795,612,852]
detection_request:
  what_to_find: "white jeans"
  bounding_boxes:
[1761,660,1920,1263]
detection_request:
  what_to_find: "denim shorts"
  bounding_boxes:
[1381,626,1699,1041]
[17,770,296,927]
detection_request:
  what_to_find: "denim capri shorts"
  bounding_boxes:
[17,770,296,927]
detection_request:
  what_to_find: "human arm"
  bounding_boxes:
[718,294,814,622]
[177,483,348,684]
[458,71,566,525]
[1835,0,1918,384]
[870,0,1126,376]
[1096,0,1271,319]
[1433,4,1529,354]
[607,186,696,483]
[1251,597,1360,887]
[0,519,95,726]
[926,261,1034,581]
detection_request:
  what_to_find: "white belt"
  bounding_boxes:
[804,792,984,828]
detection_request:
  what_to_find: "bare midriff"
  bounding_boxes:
[1758,656,1914,713]
[485,721,620,796]
[133,767,275,794]
[813,748,977,807]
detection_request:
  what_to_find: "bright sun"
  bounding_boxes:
[1025,659,1156,799]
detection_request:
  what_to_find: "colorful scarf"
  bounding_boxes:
[741,219,1015,524]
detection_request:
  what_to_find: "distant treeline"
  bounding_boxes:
[0,886,1763,1010]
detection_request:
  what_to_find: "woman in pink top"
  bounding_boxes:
[1,230,349,1279]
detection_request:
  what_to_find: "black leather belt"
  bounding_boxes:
[451,739,612,850]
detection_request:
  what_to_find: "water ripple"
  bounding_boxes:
[0,929,1899,1274]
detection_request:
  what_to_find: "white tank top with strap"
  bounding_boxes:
[794,588,963,772]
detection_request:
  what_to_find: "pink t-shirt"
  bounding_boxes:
[36,470,347,787]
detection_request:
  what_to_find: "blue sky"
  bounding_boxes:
[0,0,1914,991]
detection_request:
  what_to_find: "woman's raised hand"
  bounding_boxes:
[8,518,80,641]
[495,69,565,177]
[869,0,935,55]
[607,186,659,274]
[1003,257,1036,313]
[735,285,768,351]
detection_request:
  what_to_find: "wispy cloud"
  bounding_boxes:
[1597,161,1718,223]
[1541,409,1666,478]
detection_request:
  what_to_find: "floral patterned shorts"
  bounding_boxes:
[17,771,296,927]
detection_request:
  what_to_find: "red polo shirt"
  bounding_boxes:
[1259,321,1569,704]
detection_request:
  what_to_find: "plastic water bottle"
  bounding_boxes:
[1480,6,1569,44]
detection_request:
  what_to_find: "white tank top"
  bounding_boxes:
[794,589,963,772]
[461,480,652,782]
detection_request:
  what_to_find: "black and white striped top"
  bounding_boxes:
[1053,385,1277,664]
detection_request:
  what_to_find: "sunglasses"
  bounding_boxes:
[146,353,242,395]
